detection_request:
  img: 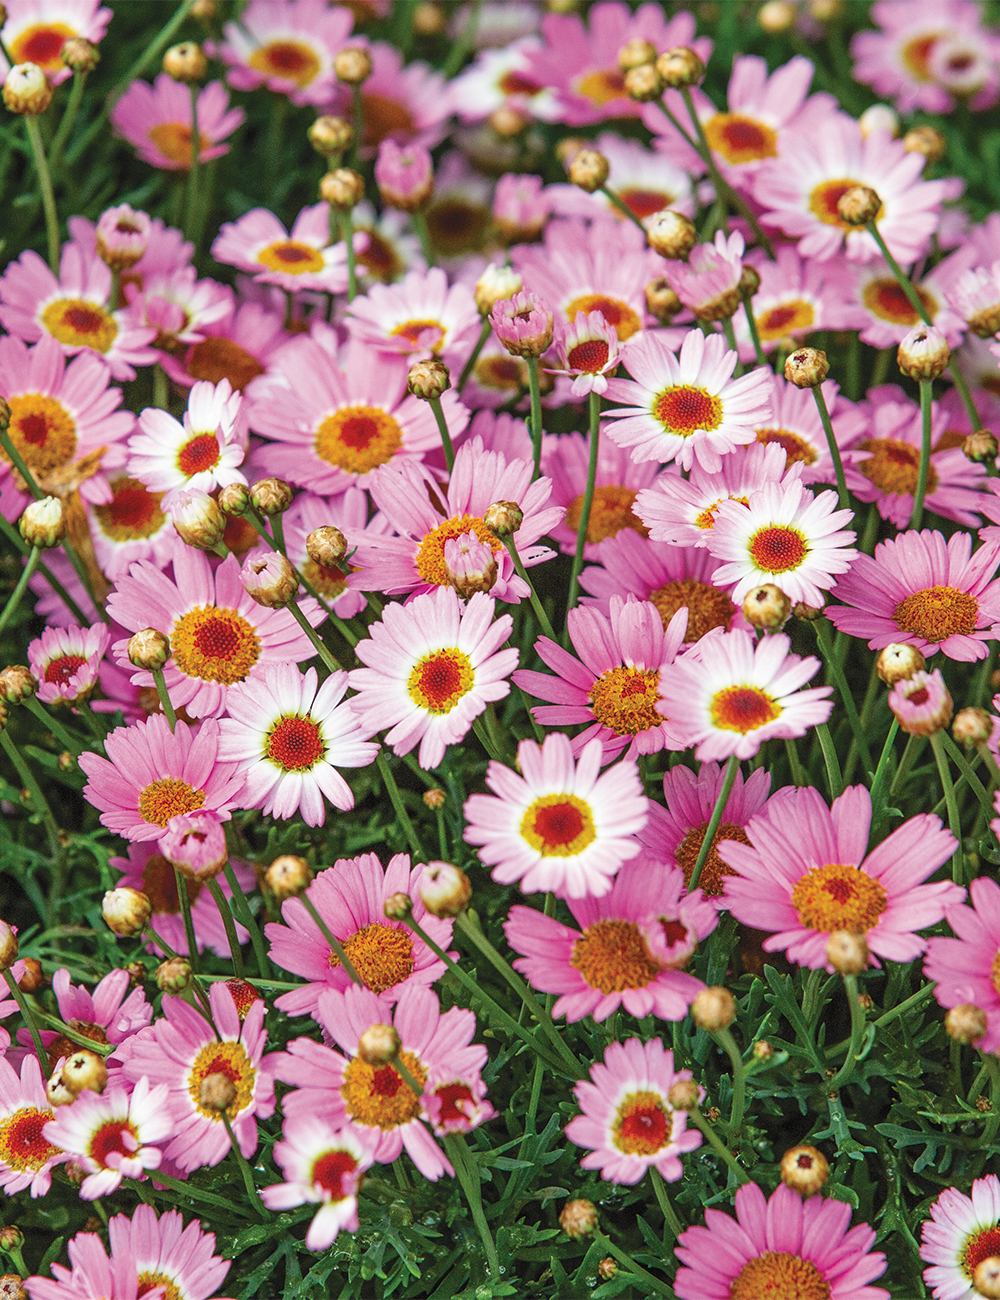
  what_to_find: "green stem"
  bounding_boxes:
[222,860,271,979]
[0,513,88,625]
[941,731,995,822]
[742,299,766,368]
[23,696,88,755]
[784,736,807,785]
[457,317,493,392]
[49,68,88,170]
[889,732,923,800]
[443,1133,500,1280]
[206,876,245,977]
[3,968,50,1078]
[24,116,60,274]
[825,983,936,1058]
[868,716,899,810]
[350,83,364,169]
[688,1107,750,1184]
[687,754,739,892]
[816,722,844,800]
[376,751,423,859]
[716,1026,746,1136]
[948,361,982,433]
[174,866,201,970]
[342,206,358,303]
[930,731,964,884]
[220,1109,267,1218]
[599,184,646,231]
[30,1007,115,1055]
[814,619,874,775]
[866,222,930,325]
[0,546,41,636]
[152,1168,256,1216]
[287,598,341,673]
[649,1166,682,1239]
[428,394,454,472]
[153,363,169,410]
[811,383,850,511]
[442,0,482,76]
[471,716,503,763]
[909,378,933,530]
[413,209,433,266]
[185,83,201,247]
[828,973,866,1092]
[0,1241,28,1277]
[565,391,600,617]
[151,666,177,731]
[300,890,363,986]
[0,727,61,862]
[526,355,543,478]
[501,534,557,642]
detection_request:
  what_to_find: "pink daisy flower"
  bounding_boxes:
[548,309,623,398]
[513,594,689,763]
[924,876,1000,1055]
[111,840,255,960]
[43,1077,172,1200]
[348,586,516,771]
[248,334,469,494]
[160,300,287,393]
[603,328,773,471]
[267,852,454,1018]
[217,663,378,825]
[25,1229,148,1300]
[0,0,111,84]
[448,38,559,126]
[274,984,486,1180]
[542,430,658,560]
[106,548,324,719]
[0,1054,67,1197]
[0,243,157,382]
[212,204,352,295]
[88,474,177,582]
[673,1180,889,1300]
[124,267,234,359]
[852,259,966,350]
[262,1116,372,1251]
[119,981,275,1173]
[565,1037,702,1183]
[720,783,963,970]
[106,1204,232,1300]
[753,114,948,265]
[350,435,562,602]
[79,713,245,842]
[578,529,747,645]
[345,267,480,367]
[353,42,450,154]
[732,247,864,362]
[127,378,247,507]
[505,859,715,1023]
[747,374,867,488]
[111,75,245,172]
[463,732,647,899]
[842,385,986,531]
[920,1174,1000,1300]
[215,0,353,106]
[11,966,152,1075]
[657,627,833,761]
[638,760,773,899]
[826,529,1000,662]
[27,622,110,706]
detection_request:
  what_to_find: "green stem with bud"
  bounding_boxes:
[909,378,933,530]
[649,1166,683,1239]
[286,598,341,673]
[23,696,89,756]
[501,534,557,642]
[565,391,601,620]
[341,206,358,302]
[0,546,41,637]
[827,973,867,1093]
[174,867,201,973]
[687,754,739,893]
[3,968,50,1078]
[525,355,543,478]
[809,382,850,512]
[716,1026,747,1137]
[23,116,61,275]
[688,1106,750,1185]
[599,184,646,231]
[0,514,88,626]
[206,877,246,977]
[222,861,271,979]
[865,221,930,325]
[948,360,982,434]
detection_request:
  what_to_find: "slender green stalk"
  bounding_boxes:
[742,299,766,368]
[23,116,60,274]
[810,383,850,511]
[716,1026,747,1136]
[889,732,923,800]
[23,696,88,755]
[3,969,50,1078]
[0,728,61,862]
[930,731,964,884]
[442,0,483,76]
[428,394,454,472]
[0,1237,28,1277]
[816,722,844,800]
[526,355,543,477]
[940,732,994,822]
[866,221,930,324]
[151,667,177,731]
[687,754,739,892]
[650,1166,683,1239]
[222,860,271,978]
[457,317,493,392]
[868,717,899,809]
[375,750,423,858]
[350,83,364,168]
[30,1007,115,1055]
[49,68,89,170]
[390,1051,424,1098]
[0,514,88,626]
[206,877,246,977]
[413,209,434,266]
[300,891,363,986]
[444,1134,500,1279]
[501,534,557,642]
[828,974,867,1092]
[721,313,740,368]
[566,391,601,616]
[784,737,807,785]
[599,184,646,231]
[471,717,503,763]
[978,739,1000,790]
[153,364,169,410]
[0,546,41,636]
[825,983,936,1059]
[948,361,982,434]
[688,1107,750,1184]
[909,378,933,530]
[286,598,341,673]
[341,206,359,302]
[152,1167,255,1215]
[592,1232,674,1297]
[174,867,201,970]
[220,1109,267,1218]
[814,619,874,774]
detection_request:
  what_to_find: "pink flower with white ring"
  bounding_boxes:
[212,204,355,295]
[127,378,246,506]
[262,1116,373,1251]
[548,309,622,397]
[28,623,110,706]
[214,0,354,106]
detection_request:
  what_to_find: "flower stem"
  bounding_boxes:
[828,973,866,1092]
[3,968,50,1078]
[286,597,341,673]
[220,1109,267,1218]
[342,206,358,303]
[948,360,982,433]
[889,732,923,799]
[23,116,60,274]
[649,1166,683,1239]
[815,722,844,800]
[428,394,454,472]
[0,727,61,863]
[688,1106,750,1184]
[0,514,88,626]
[350,83,364,169]
[784,737,807,785]
[457,317,493,392]
[865,221,930,324]
[174,867,201,970]
[0,546,41,637]
[687,754,739,892]
[810,382,850,512]
[813,619,874,775]
[376,750,423,859]
[930,730,964,884]
[442,0,483,76]
[49,68,89,170]
[592,1231,674,1297]
[501,534,557,642]
[222,860,271,978]
[599,184,646,231]
[151,667,177,731]
[185,84,201,247]
[940,731,994,822]
[300,891,363,986]
[742,300,767,368]
[715,1026,747,1136]
[909,378,933,530]
[206,877,246,977]
[526,355,543,478]
[413,209,434,266]
[566,391,601,619]
[444,1133,500,1282]
[23,696,88,756]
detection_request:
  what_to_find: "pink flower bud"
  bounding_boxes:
[375,139,434,212]
[493,173,550,241]
[443,531,498,597]
[489,291,553,358]
[159,810,229,880]
[96,205,152,271]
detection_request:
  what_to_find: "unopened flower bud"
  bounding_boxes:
[62,1050,108,1096]
[250,477,293,516]
[973,1256,1000,1298]
[334,46,372,84]
[413,2,446,36]
[704,1105,721,1122]
[655,47,705,88]
[218,482,250,515]
[358,1023,402,1066]
[742,584,791,632]
[488,105,530,137]
[127,628,171,670]
[170,490,226,549]
[407,360,450,400]
[306,526,348,569]
[156,956,193,995]
[0,1230,23,1256]
[598,1258,617,1282]
[624,63,664,102]
[102,888,152,937]
[320,167,366,210]
[954,707,993,746]
[483,500,523,537]
[19,496,66,547]
[3,63,52,114]
[308,114,353,157]
[889,668,953,735]
[964,430,999,462]
[903,124,946,165]
[191,0,217,21]
[559,1199,598,1238]
[419,862,472,918]
[162,41,207,83]
[96,204,151,271]
[826,929,869,974]
[384,891,412,920]
[423,788,446,809]
[691,985,736,1032]
[739,265,762,299]
[753,1039,773,1060]
[17,958,44,992]
[877,642,925,685]
[443,531,497,596]
[646,209,698,260]
[897,324,950,381]
[567,149,609,194]
[199,1071,237,1112]
[475,264,523,316]
[858,102,899,138]
[0,921,17,972]
[266,854,313,901]
[667,1078,700,1110]
[61,36,99,73]
[784,348,829,389]
[780,1145,830,1196]
[758,0,796,32]
[125,962,146,987]
[239,550,298,607]
[555,137,588,168]
[618,38,657,69]
[0,666,36,705]
[46,1072,78,1108]
[640,279,680,327]
[375,139,433,212]
[836,185,881,227]
[946,1002,988,1044]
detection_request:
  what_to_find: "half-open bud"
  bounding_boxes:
[897,324,950,381]
[102,888,152,937]
[876,642,925,685]
[888,668,953,736]
[836,185,881,226]
[945,1002,988,1045]
[784,348,829,389]
[826,929,869,975]
[375,140,433,212]
[443,532,497,596]
[169,489,226,550]
[3,63,52,114]
[160,810,229,881]
[419,862,472,918]
[19,496,66,548]
[96,205,151,271]
[655,47,704,88]
[647,210,697,260]
[162,41,207,83]
[691,986,736,1032]
[475,264,523,316]
[239,550,299,608]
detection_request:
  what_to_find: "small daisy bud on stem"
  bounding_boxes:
[407,360,450,401]
[156,956,193,995]
[3,63,52,114]
[859,103,899,137]
[475,265,523,316]
[691,986,736,1032]
[954,708,992,747]
[199,1071,237,1112]
[95,204,151,271]
[945,1003,988,1044]
[61,1050,108,1096]
[127,629,171,671]
[559,1199,598,1238]
[567,149,609,194]
[309,115,353,157]
[0,920,17,972]
[334,47,372,84]
[758,0,796,32]
[306,526,348,569]
[265,855,313,901]
[903,124,946,165]
[973,1257,1000,1298]
[375,140,433,212]
[423,788,446,809]
[876,643,925,685]
[646,210,697,260]
[162,42,208,83]
[897,325,950,381]
[667,1079,701,1111]
[483,500,523,537]
[250,477,294,516]
[413,3,446,36]
[490,292,553,358]
[836,185,881,227]
[443,532,497,596]
[218,482,250,515]
[826,929,869,975]
[964,430,999,463]
[419,862,472,918]
[61,36,99,72]
[489,105,529,137]
[624,63,664,102]
[598,1259,617,1282]
[645,277,682,323]
[739,265,761,300]
[617,38,657,69]
[784,348,829,389]
[889,669,953,736]
[46,1073,77,1108]
[780,1145,829,1196]
[384,892,413,921]
[0,1229,24,1254]
[320,167,366,210]
[19,497,65,548]
[0,666,36,705]
[169,491,226,550]
[358,1023,402,1066]
[742,585,791,632]
[17,958,44,992]
[239,550,299,608]
[753,1040,773,1060]
[102,888,152,937]
[555,137,588,168]
[656,47,705,88]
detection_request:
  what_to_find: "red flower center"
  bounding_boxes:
[177,433,221,477]
[265,715,324,771]
[312,1149,358,1199]
[44,654,87,687]
[566,338,610,374]
[748,525,807,573]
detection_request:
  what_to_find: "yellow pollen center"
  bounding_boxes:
[564,293,641,342]
[256,241,324,275]
[588,665,662,736]
[862,277,937,326]
[391,318,445,350]
[859,438,939,497]
[147,123,211,167]
[703,112,778,164]
[41,298,117,353]
[407,648,474,714]
[570,920,662,993]
[475,355,525,391]
[329,922,415,995]
[0,1106,59,1171]
[613,1090,671,1155]
[171,606,261,684]
[188,1040,255,1120]
[566,485,647,543]
[893,585,978,642]
[415,514,501,587]
[575,67,626,106]
[521,794,596,857]
[755,427,818,466]
[809,179,884,229]
[710,685,781,734]
[648,578,736,643]
[991,949,1000,999]
[748,525,808,574]
[185,337,265,390]
[248,38,321,87]
[790,862,887,933]
[137,1272,182,1300]
[2,393,77,477]
[314,405,403,475]
[93,477,166,541]
[11,22,75,69]
[902,32,942,80]
[756,300,815,341]
[652,384,723,437]
[730,1252,832,1300]
[695,494,749,531]
[341,1050,428,1129]
[137,777,206,828]
[676,821,750,894]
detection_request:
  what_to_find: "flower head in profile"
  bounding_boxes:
[925,877,1000,1056]
[663,230,744,321]
[262,1116,373,1251]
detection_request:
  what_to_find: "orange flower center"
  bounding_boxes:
[185,337,266,391]
[407,648,474,714]
[613,1091,670,1155]
[649,578,736,643]
[695,494,749,531]
[755,427,818,466]
[790,862,887,933]
[257,241,325,275]
[248,39,321,87]
[893,586,978,642]
[902,31,942,80]
[862,277,937,326]
[703,113,778,164]
[171,606,261,684]
[521,794,596,857]
[415,514,501,587]
[176,432,220,477]
[575,66,626,106]
[676,820,751,894]
[859,437,939,497]
[748,525,808,574]
[147,123,210,167]
[710,686,781,734]
[498,70,543,96]
[564,293,641,342]
[342,1050,427,1128]
[964,1225,1000,1278]
[2,394,77,476]
[43,654,87,688]
[311,1148,359,1200]
[566,485,646,544]
[756,299,815,341]
[570,919,662,993]
[362,93,417,149]
[652,385,723,437]
[390,318,445,350]
[617,188,673,220]
[588,666,662,736]
[11,22,75,69]
[137,777,206,829]
[809,179,883,229]
[137,1272,181,1300]
[433,1081,476,1125]
[474,355,525,391]
[0,1106,59,1172]
[265,714,325,771]
[141,854,202,914]
[566,338,610,374]
[188,1040,255,1120]
[41,299,117,353]
[93,478,166,541]
[330,922,415,995]
[730,1252,831,1300]
[314,405,404,475]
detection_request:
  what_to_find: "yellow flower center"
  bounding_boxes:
[474,355,525,393]
[710,685,781,734]
[859,438,938,497]
[755,300,815,341]
[521,794,596,857]
[730,1252,831,1300]
[11,23,74,70]
[248,38,321,87]
[703,113,778,164]
[188,1040,255,1121]
[303,557,349,600]
[571,920,661,993]
[329,922,415,996]
[862,277,937,326]
[407,648,474,714]
[137,778,206,829]
[755,427,818,466]
[257,241,325,275]
[147,123,210,167]
[171,606,261,684]
[893,586,978,642]
[41,298,117,353]
[902,32,942,81]
[0,1106,59,1171]
[2,394,77,477]
[564,293,641,342]
[415,514,501,587]
[675,821,751,894]
[748,525,809,574]
[648,578,735,643]
[314,405,404,475]
[341,1051,428,1129]
[613,1090,671,1155]
[809,179,883,229]
[695,494,749,531]
[565,485,647,544]
[574,66,626,106]
[137,1272,182,1300]
[391,318,445,350]
[93,477,166,541]
[588,665,662,736]
[652,385,723,437]
[790,862,888,933]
